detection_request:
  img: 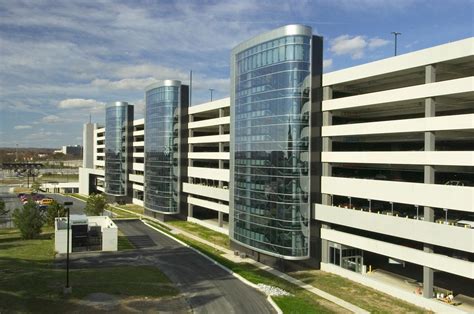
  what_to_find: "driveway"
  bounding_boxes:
[57,220,275,314]
[46,193,86,215]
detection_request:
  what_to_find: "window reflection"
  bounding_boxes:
[144,86,180,213]
[233,35,311,257]
[105,105,129,196]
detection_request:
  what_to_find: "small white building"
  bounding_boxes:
[43,182,79,194]
[55,215,118,254]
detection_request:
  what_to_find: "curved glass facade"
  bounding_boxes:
[105,102,131,196]
[144,81,181,213]
[231,27,312,259]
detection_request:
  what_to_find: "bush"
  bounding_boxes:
[45,201,67,226]
[84,193,109,216]
[12,201,44,239]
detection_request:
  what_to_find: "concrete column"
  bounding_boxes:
[322,87,333,206]
[321,224,330,263]
[423,65,436,298]
[188,203,193,217]
[218,212,223,227]
[188,115,194,167]
[321,87,333,264]
[219,140,225,188]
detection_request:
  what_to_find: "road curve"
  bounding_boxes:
[61,220,276,314]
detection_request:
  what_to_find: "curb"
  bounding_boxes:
[142,221,283,314]
[267,296,283,314]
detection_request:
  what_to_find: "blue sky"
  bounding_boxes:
[0,0,472,148]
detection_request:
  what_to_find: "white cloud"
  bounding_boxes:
[330,35,367,59]
[114,64,189,80]
[91,77,159,91]
[323,59,333,70]
[325,0,416,11]
[368,37,390,49]
[14,125,32,130]
[41,115,62,123]
[132,99,146,117]
[58,98,105,109]
[330,35,390,59]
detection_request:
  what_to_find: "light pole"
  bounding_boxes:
[64,201,73,294]
[209,88,214,102]
[391,32,401,56]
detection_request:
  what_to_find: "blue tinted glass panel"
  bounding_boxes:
[233,35,311,258]
[144,86,180,213]
[105,105,128,196]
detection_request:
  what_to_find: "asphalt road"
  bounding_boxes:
[45,193,86,215]
[57,220,276,314]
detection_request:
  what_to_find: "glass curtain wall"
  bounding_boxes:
[105,102,130,196]
[232,28,312,258]
[144,82,181,213]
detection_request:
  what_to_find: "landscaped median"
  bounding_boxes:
[145,219,428,314]
[143,219,343,313]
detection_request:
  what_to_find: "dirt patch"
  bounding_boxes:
[77,293,120,311]
[73,293,191,313]
[124,296,191,313]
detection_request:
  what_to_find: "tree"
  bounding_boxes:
[45,200,67,226]
[0,199,6,214]
[84,193,108,216]
[0,198,8,219]
[12,201,43,239]
[31,181,42,193]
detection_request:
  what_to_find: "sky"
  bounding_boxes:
[0,0,473,148]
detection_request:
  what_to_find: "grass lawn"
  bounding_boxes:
[106,206,139,218]
[290,270,428,313]
[40,174,79,182]
[117,204,144,215]
[0,228,178,313]
[68,193,89,202]
[167,220,230,248]
[12,186,33,194]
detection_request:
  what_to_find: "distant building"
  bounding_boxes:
[54,145,82,156]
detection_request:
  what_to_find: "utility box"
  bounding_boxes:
[54,215,118,254]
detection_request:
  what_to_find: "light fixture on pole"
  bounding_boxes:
[391,32,402,56]
[63,201,73,294]
[209,88,214,102]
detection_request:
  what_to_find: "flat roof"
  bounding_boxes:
[323,37,474,86]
